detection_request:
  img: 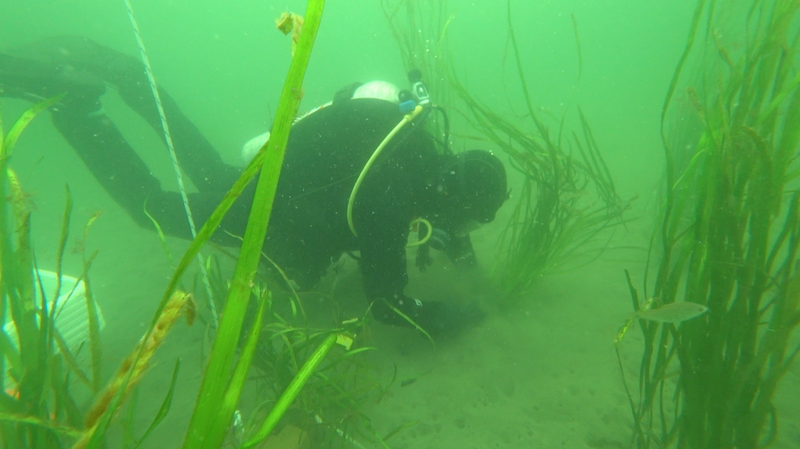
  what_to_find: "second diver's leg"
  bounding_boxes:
[50,105,254,245]
[89,40,244,192]
[8,36,242,193]
[1,44,191,237]
[49,106,180,232]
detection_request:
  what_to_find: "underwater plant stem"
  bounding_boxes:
[627,2,800,448]
[570,13,583,84]
[181,1,325,448]
[506,0,547,141]
[656,0,708,297]
[243,333,337,449]
[198,290,267,449]
[1,97,96,447]
[73,292,193,449]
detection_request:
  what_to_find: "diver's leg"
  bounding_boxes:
[7,36,242,193]
[49,105,255,244]
[2,42,250,244]
[92,43,243,192]
[0,52,104,110]
[49,106,190,235]
[0,53,60,101]
[2,48,184,237]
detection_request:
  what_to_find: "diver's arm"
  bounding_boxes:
[357,218,414,325]
[444,234,478,271]
[359,227,485,335]
[356,212,485,335]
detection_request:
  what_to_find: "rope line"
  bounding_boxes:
[123,0,219,326]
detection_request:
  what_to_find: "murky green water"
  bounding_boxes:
[2,1,798,448]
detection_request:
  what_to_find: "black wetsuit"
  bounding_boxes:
[1,36,481,329]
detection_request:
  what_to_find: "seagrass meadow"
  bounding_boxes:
[2,1,799,448]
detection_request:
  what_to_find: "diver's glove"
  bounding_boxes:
[445,235,478,271]
[372,295,485,336]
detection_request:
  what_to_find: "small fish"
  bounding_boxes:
[400,378,417,387]
[633,302,709,324]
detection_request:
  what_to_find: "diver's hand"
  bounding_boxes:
[411,300,486,336]
[372,295,485,336]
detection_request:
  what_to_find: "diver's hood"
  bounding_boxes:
[436,150,509,224]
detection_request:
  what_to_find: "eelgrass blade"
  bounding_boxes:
[122,388,139,448]
[338,346,376,359]
[52,329,92,389]
[382,420,419,442]
[656,0,708,287]
[0,94,63,157]
[116,43,292,445]
[570,13,582,84]
[444,11,628,297]
[50,355,84,428]
[82,273,103,394]
[132,359,181,449]
[14,213,42,400]
[0,411,81,439]
[76,292,192,449]
[55,248,101,393]
[53,185,72,307]
[143,200,174,265]
[181,3,325,447]
[0,329,22,385]
[78,380,134,449]
[625,2,800,446]
[223,230,306,318]
[242,333,338,449]
[0,99,62,446]
[377,299,435,348]
[198,292,267,449]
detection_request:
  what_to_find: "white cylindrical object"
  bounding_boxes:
[242,131,271,165]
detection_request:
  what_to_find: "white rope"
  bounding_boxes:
[122,0,219,326]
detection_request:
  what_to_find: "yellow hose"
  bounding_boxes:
[347,105,424,236]
[407,217,432,247]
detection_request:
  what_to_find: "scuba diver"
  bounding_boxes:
[0,36,509,335]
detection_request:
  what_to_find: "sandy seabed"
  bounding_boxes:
[11,120,800,449]
[87,221,800,449]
